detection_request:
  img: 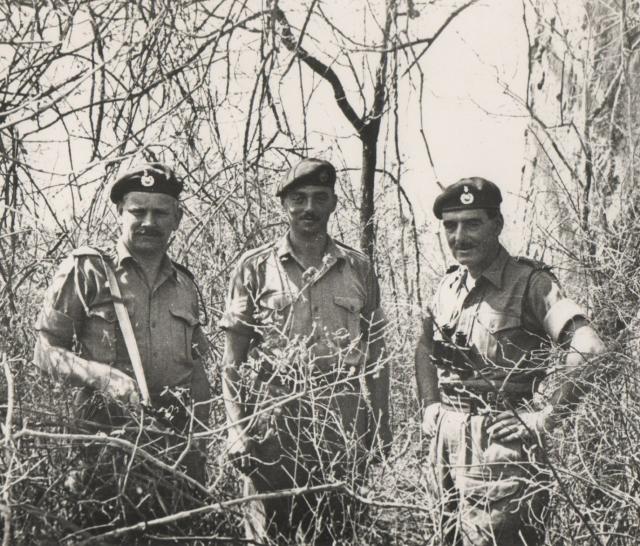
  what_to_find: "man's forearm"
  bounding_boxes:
[221,330,252,439]
[546,323,606,418]
[222,364,247,426]
[35,334,138,402]
[36,335,107,390]
[415,341,440,409]
[365,356,390,424]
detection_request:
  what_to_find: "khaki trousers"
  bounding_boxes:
[425,407,550,546]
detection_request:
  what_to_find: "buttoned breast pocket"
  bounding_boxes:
[478,311,527,370]
[333,295,364,344]
[257,291,293,330]
[84,302,118,363]
[169,304,200,366]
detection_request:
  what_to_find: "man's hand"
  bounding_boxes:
[100,366,140,405]
[38,337,141,406]
[227,430,255,475]
[421,402,441,438]
[486,407,557,443]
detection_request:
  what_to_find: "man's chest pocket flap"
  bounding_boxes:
[168,305,199,364]
[480,311,521,335]
[333,295,364,341]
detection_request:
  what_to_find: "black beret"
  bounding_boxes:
[433,177,502,219]
[110,162,182,203]
[276,158,336,197]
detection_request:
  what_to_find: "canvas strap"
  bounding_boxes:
[100,255,151,404]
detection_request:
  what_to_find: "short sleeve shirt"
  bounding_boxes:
[36,240,205,397]
[220,233,383,372]
[427,246,586,389]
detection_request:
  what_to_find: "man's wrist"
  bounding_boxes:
[83,359,109,391]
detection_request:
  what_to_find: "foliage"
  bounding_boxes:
[1,0,640,545]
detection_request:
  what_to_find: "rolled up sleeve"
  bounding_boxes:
[36,256,88,347]
[544,298,587,343]
[219,261,257,336]
[527,270,587,343]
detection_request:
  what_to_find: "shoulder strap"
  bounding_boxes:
[172,261,208,326]
[99,254,151,405]
[514,255,552,272]
[72,246,105,257]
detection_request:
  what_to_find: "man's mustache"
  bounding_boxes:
[135,229,162,237]
[300,214,320,221]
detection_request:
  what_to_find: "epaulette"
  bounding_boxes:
[334,240,369,266]
[171,260,195,281]
[514,256,552,272]
[334,239,367,258]
[239,241,277,266]
[446,264,460,274]
[172,261,208,326]
[71,246,103,257]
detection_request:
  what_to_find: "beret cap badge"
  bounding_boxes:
[140,170,155,187]
[319,169,330,183]
[460,186,474,205]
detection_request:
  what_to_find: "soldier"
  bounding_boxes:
[415,177,605,546]
[34,163,211,521]
[221,158,391,544]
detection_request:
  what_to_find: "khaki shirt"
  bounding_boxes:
[36,241,209,402]
[220,233,384,374]
[426,246,585,395]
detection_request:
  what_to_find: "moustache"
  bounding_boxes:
[300,214,320,222]
[135,229,162,237]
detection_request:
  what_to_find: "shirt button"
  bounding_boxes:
[313,305,319,312]
[151,322,156,328]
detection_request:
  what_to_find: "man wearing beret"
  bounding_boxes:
[221,157,391,543]
[415,177,605,545]
[34,162,211,521]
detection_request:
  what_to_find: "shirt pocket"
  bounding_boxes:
[333,295,364,343]
[256,291,294,330]
[477,311,525,370]
[84,302,117,363]
[169,304,200,366]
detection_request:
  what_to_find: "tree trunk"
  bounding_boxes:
[360,123,381,260]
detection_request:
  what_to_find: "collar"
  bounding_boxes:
[275,232,347,267]
[477,245,509,289]
[115,239,177,280]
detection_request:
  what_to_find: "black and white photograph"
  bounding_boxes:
[0,1,634,544]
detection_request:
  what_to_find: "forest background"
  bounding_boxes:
[1,0,640,544]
